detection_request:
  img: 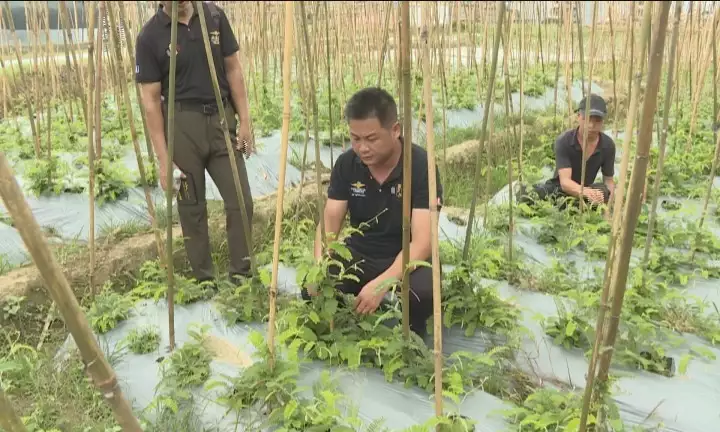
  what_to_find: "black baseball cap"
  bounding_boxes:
[576,94,608,118]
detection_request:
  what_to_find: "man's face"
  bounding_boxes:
[161,1,190,11]
[578,113,604,138]
[348,117,400,167]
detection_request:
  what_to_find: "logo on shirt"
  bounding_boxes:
[392,184,402,199]
[135,64,139,74]
[210,30,220,45]
[350,181,366,197]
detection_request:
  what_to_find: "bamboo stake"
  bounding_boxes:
[107,2,164,263]
[117,2,156,167]
[578,5,653,429]
[377,2,392,87]
[59,0,87,124]
[519,2,524,183]
[3,1,41,159]
[691,22,720,262]
[90,0,103,297]
[575,1,586,97]
[641,1,683,283]
[0,158,142,429]
[577,2,598,216]
[0,385,26,432]
[165,1,179,352]
[299,1,326,253]
[267,0,294,370]
[324,2,334,166]
[462,1,505,262]
[420,3,443,422]
[400,0,412,340]
[594,5,670,428]
[195,1,255,275]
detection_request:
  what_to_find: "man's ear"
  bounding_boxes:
[391,121,401,140]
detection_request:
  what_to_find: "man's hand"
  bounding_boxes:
[236,122,255,157]
[354,279,387,315]
[158,162,185,192]
[583,188,605,204]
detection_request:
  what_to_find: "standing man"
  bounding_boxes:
[519,94,616,210]
[135,1,254,285]
[303,87,443,338]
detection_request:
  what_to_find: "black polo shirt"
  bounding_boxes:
[134,3,239,103]
[328,140,444,259]
[550,127,616,186]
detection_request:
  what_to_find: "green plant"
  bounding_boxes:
[122,326,161,355]
[131,260,214,305]
[86,286,135,334]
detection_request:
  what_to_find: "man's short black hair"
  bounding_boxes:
[344,87,398,128]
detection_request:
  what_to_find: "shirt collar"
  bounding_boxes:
[353,136,407,184]
[572,127,603,155]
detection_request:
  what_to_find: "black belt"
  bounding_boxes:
[170,98,230,115]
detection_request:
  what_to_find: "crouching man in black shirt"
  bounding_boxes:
[301,87,443,338]
[519,94,616,210]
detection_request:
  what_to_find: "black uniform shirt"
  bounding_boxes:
[328,139,444,259]
[134,2,239,103]
[550,127,616,186]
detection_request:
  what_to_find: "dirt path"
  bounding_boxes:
[0,175,331,304]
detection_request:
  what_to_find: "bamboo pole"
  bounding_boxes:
[107,2,164,263]
[577,2,598,216]
[594,5,671,428]
[462,1,505,261]
[518,2,524,183]
[641,2,683,283]
[399,1,412,340]
[691,35,720,261]
[195,1,255,275]
[324,2,334,166]
[299,1,326,253]
[3,1,41,159]
[578,5,653,429]
[90,0,104,297]
[400,0,412,340]
[0,385,26,432]
[117,2,156,168]
[267,0,294,370]
[165,1,179,352]
[420,2,443,422]
[0,159,142,429]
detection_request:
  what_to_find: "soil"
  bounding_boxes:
[0,174,331,307]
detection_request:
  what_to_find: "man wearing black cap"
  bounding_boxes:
[519,93,616,208]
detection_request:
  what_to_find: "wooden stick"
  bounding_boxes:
[0,385,27,432]
[400,0,412,340]
[3,0,41,159]
[166,0,179,352]
[107,2,164,263]
[594,5,671,427]
[299,2,326,252]
[577,1,598,216]
[0,158,142,430]
[463,0,505,261]
[641,2,683,283]
[267,0,294,370]
[420,3,443,421]
[195,1,255,276]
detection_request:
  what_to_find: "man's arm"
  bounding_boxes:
[134,36,168,171]
[218,7,251,127]
[604,176,615,197]
[315,156,350,260]
[314,199,348,260]
[140,83,168,170]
